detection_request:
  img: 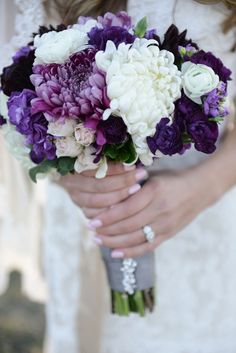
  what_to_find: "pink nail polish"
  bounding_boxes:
[128,184,141,195]
[111,251,124,258]
[91,236,102,245]
[135,169,148,182]
[88,219,103,230]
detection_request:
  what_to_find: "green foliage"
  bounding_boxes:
[134,17,148,38]
[208,116,224,123]
[104,138,137,164]
[29,157,76,183]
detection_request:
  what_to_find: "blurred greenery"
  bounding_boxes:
[0,271,45,353]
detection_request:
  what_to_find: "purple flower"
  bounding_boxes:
[97,11,132,29]
[1,49,35,96]
[203,82,228,117]
[12,46,32,64]
[189,50,231,83]
[97,115,127,145]
[145,28,156,39]
[147,118,184,156]
[7,89,56,163]
[88,26,135,51]
[0,115,6,126]
[31,48,97,121]
[186,111,219,154]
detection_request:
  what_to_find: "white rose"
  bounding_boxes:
[182,62,219,104]
[55,137,82,158]
[0,91,9,119]
[74,146,98,174]
[48,120,77,137]
[34,28,89,65]
[74,123,95,146]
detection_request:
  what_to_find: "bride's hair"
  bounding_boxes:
[45,0,236,32]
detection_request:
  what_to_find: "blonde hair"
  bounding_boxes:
[45,0,236,33]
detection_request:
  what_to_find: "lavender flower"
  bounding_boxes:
[88,26,135,51]
[147,118,184,156]
[203,82,228,117]
[31,48,97,121]
[97,11,132,29]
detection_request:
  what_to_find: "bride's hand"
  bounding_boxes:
[90,167,221,258]
[57,162,148,218]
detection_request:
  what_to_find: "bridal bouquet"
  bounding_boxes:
[0,12,231,316]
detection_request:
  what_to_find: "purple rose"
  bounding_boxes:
[189,50,231,83]
[186,111,219,154]
[88,26,135,51]
[1,49,35,96]
[147,118,184,156]
[97,12,132,29]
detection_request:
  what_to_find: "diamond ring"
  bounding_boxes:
[142,225,155,243]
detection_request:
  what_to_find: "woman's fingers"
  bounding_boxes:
[82,162,135,177]
[82,207,108,219]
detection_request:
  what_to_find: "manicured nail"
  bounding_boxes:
[91,236,102,245]
[124,164,136,171]
[88,219,103,230]
[111,251,124,258]
[128,183,141,195]
[135,169,148,182]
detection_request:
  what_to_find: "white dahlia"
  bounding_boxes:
[95,39,182,165]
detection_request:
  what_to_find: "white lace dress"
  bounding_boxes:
[43,1,236,353]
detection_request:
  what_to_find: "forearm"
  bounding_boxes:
[194,125,236,204]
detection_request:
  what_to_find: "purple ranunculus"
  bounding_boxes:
[97,115,128,145]
[88,26,135,51]
[7,89,56,163]
[97,11,132,29]
[31,48,97,121]
[147,118,184,156]
[203,82,228,118]
[0,115,6,126]
[186,111,219,154]
[1,49,35,96]
[189,50,232,83]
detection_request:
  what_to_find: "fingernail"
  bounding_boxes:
[135,169,148,182]
[111,251,124,258]
[124,164,136,171]
[128,183,141,195]
[91,236,102,245]
[88,219,103,230]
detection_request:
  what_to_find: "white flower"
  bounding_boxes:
[74,146,98,174]
[34,28,89,65]
[74,123,95,146]
[2,123,35,169]
[47,120,77,137]
[0,91,9,119]
[55,137,82,158]
[182,62,219,104]
[95,39,182,165]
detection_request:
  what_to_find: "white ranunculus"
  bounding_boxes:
[47,120,77,137]
[55,137,82,158]
[34,28,89,65]
[182,62,219,104]
[95,39,182,165]
[2,123,35,169]
[0,91,9,119]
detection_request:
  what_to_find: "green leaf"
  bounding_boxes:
[208,117,224,123]
[57,157,76,176]
[181,132,192,144]
[134,17,148,38]
[29,159,58,183]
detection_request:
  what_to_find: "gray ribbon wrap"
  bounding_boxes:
[100,246,155,292]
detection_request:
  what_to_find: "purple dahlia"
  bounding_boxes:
[7,89,56,163]
[147,118,184,156]
[88,26,135,51]
[31,48,97,121]
[189,50,232,83]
